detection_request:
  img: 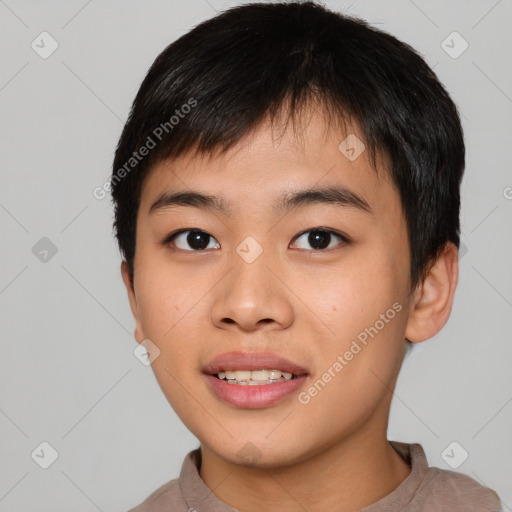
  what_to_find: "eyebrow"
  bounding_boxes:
[149,185,372,216]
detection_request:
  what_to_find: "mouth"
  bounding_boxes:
[203,351,309,408]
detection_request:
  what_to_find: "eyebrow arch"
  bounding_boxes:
[149,185,372,216]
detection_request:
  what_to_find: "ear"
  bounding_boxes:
[121,260,145,343]
[405,241,459,343]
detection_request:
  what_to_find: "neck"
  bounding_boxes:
[199,421,411,512]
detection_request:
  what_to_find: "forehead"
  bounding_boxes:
[139,110,397,220]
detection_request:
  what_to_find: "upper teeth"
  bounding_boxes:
[217,370,293,381]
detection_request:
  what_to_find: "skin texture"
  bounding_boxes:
[121,108,459,512]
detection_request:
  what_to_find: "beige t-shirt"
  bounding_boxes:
[128,441,502,511]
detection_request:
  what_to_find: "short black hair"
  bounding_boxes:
[111,0,465,291]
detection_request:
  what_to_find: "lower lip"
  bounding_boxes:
[204,374,308,409]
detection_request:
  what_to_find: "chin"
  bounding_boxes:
[202,432,314,469]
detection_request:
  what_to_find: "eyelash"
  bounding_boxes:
[161,227,350,252]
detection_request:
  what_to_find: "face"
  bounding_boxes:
[123,110,415,468]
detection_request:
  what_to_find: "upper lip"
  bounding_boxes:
[203,351,309,376]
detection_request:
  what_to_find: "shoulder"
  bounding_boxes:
[388,441,502,511]
[414,465,502,511]
[127,477,185,512]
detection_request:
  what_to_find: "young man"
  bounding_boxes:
[111,2,502,510]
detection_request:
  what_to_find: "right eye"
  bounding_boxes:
[163,229,220,251]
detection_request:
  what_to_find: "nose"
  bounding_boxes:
[210,246,294,333]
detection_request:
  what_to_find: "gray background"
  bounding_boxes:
[0,0,511,510]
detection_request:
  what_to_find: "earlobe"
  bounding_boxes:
[404,242,459,343]
[120,260,145,343]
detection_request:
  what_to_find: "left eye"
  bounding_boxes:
[290,228,348,250]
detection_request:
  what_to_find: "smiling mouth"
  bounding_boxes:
[204,359,309,408]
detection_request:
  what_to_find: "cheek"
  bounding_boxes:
[136,250,191,331]
[134,265,203,414]
[305,252,408,387]
[134,266,196,378]
[313,260,401,334]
